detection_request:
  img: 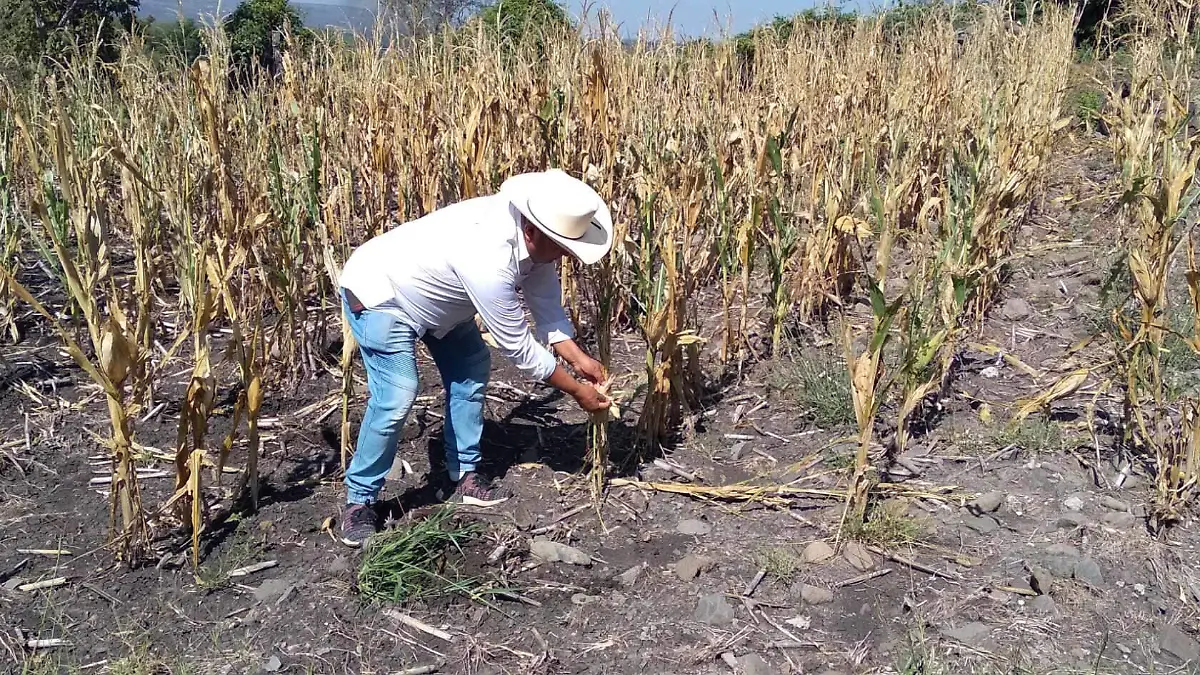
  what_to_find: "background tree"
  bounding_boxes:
[379,0,482,39]
[473,0,572,46]
[0,0,139,68]
[140,16,205,64]
[225,0,308,76]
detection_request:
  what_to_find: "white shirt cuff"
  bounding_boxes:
[537,319,575,345]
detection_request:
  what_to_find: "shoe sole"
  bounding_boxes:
[458,494,510,507]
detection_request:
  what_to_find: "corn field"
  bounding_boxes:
[1,0,1198,567]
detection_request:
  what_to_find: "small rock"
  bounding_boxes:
[1056,513,1089,530]
[1000,297,1033,321]
[962,514,999,534]
[1046,543,1080,557]
[263,656,282,673]
[529,539,592,566]
[694,593,735,626]
[1160,624,1200,663]
[1101,496,1131,512]
[1028,566,1055,595]
[801,540,835,564]
[1007,578,1034,594]
[798,584,834,605]
[616,564,643,587]
[253,578,293,604]
[1030,595,1058,616]
[2,577,24,591]
[970,491,1006,514]
[1073,557,1104,586]
[1063,495,1085,511]
[943,622,991,646]
[571,593,601,605]
[1044,555,1078,579]
[674,554,714,581]
[1103,512,1138,529]
[739,653,775,675]
[328,556,351,575]
[843,542,875,572]
[676,519,712,536]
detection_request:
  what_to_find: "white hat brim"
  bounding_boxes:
[502,172,614,265]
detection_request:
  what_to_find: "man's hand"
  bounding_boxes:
[552,339,607,384]
[572,381,612,414]
[573,354,607,384]
[546,364,610,414]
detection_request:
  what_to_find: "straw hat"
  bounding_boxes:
[500,169,613,265]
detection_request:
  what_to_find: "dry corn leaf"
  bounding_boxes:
[1013,368,1090,422]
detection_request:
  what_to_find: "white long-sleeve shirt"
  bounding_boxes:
[337,194,574,382]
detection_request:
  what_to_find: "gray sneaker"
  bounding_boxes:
[439,472,512,507]
[340,504,379,547]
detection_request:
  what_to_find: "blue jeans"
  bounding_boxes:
[341,289,490,505]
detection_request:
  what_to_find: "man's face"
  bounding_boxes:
[523,221,570,264]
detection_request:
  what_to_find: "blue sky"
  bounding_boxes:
[141,0,893,35]
[571,0,886,37]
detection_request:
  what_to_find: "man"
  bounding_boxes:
[336,169,613,547]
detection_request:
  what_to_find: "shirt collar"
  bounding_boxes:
[509,200,536,274]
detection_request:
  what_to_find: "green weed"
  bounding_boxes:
[753,546,801,579]
[848,500,929,547]
[768,351,855,428]
[357,506,485,604]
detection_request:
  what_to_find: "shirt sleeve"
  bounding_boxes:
[520,263,576,345]
[453,257,559,382]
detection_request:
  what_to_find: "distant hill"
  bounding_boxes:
[139,0,381,33]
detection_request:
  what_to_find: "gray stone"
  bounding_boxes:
[694,593,735,626]
[1000,298,1033,321]
[1008,577,1034,594]
[1103,512,1138,529]
[1160,624,1200,663]
[962,514,999,534]
[1063,495,1086,511]
[801,540,836,564]
[529,539,592,566]
[943,622,991,646]
[1030,595,1058,616]
[1101,496,1131,512]
[2,577,24,591]
[797,583,835,605]
[1028,566,1055,595]
[676,519,712,536]
[843,542,875,572]
[739,653,775,675]
[1073,557,1104,586]
[263,656,282,673]
[616,564,643,587]
[328,556,352,575]
[971,491,1006,513]
[1044,555,1078,579]
[674,555,713,581]
[253,578,293,604]
[1057,513,1090,530]
[1046,543,1080,558]
[571,593,601,605]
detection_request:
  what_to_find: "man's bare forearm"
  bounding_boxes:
[551,338,587,367]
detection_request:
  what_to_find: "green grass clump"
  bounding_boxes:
[1073,88,1104,130]
[753,546,801,579]
[848,500,929,548]
[768,351,855,428]
[357,506,484,604]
